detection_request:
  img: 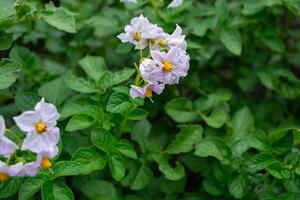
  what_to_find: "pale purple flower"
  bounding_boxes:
[24,146,58,176]
[150,47,190,84]
[168,0,183,8]
[139,59,163,84]
[130,83,165,98]
[13,98,60,153]
[0,116,18,158]
[117,15,164,49]
[0,161,24,180]
[164,25,187,50]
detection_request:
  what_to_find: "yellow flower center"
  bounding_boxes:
[145,88,153,98]
[0,173,8,182]
[35,122,47,134]
[41,158,52,169]
[158,39,168,47]
[133,32,142,42]
[163,61,173,72]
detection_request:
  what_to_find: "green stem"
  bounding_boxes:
[5,129,22,145]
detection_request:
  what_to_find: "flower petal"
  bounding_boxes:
[13,111,39,132]
[35,98,60,129]
[0,137,18,158]
[21,128,59,153]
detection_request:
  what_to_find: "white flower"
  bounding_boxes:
[163,25,187,50]
[168,0,183,8]
[13,98,60,153]
[139,58,163,84]
[0,116,18,158]
[120,0,137,3]
[117,15,164,49]
[130,83,165,98]
[150,47,190,84]
[0,161,24,181]
[24,146,58,176]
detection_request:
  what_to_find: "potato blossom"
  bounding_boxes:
[14,98,60,153]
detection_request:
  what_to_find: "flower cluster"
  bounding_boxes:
[0,99,60,182]
[120,0,184,9]
[117,15,189,99]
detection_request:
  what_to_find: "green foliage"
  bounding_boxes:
[1,0,300,199]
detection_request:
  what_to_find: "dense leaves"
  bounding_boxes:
[1,0,300,200]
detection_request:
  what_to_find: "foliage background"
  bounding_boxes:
[1,0,300,199]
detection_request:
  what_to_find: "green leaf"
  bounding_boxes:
[15,91,40,111]
[231,107,254,143]
[65,70,97,93]
[80,180,118,200]
[91,127,114,153]
[72,146,107,174]
[0,58,22,90]
[18,174,51,200]
[109,150,126,181]
[228,175,247,199]
[42,3,77,33]
[131,163,153,190]
[242,0,280,15]
[284,0,300,16]
[165,125,203,154]
[38,77,71,106]
[60,98,102,119]
[52,161,82,177]
[0,177,23,198]
[199,108,227,128]
[131,120,151,152]
[0,0,15,21]
[0,32,13,51]
[115,140,137,159]
[65,114,96,132]
[99,68,135,90]
[79,55,107,81]
[165,98,199,123]
[194,138,231,164]
[106,92,133,113]
[153,153,185,181]
[220,28,242,55]
[41,180,74,200]
[127,108,149,120]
